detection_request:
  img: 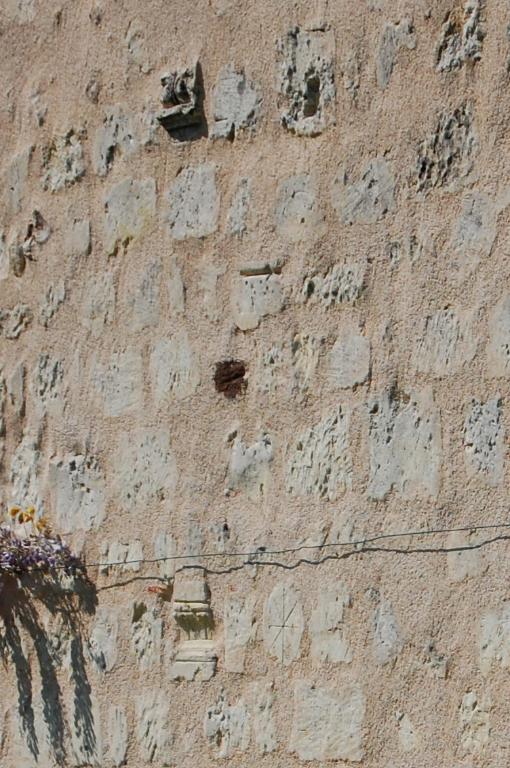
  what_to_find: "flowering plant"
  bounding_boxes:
[0,506,81,577]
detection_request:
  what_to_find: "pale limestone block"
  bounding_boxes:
[166,164,219,239]
[286,407,352,500]
[168,256,185,315]
[5,146,32,213]
[232,272,283,331]
[227,177,251,236]
[376,19,416,88]
[447,530,484,583]
[310,582,352,663]
[88,607,118,673]
[125,19,152,73]
[488,294,510,376]
[94,349,144,417]
[115,428,177,512]
[414,308,479,376]
[82,271,115,337]
[93,105,138,176]
[449,192,497,278]
[396,711,420,752]
[228,434,273,498]
[331,158,395,225]
[8,362,25,418]
[257,345,285,394]
[42,130,85,192]
[200,262,224,321]
[51,453,106,532]
[0,304,33,339]
[329,328,370,388]
[480,603,510,675]
[463,397,504,486]
[65,218,91,259]
[104,177,156,255]
[129,260,161,331]
[459,691,490,756]
[302,259,367,306]
[204,692,250,758]
[131,603,163,670]
[107,707,128,767]
[416,105,477,192]
[150,330,199,403]
[39,281,66,327]
[373,598,402,665]
[436,0,484,72]
[275,174,325,241]
[263,582,304,665]
[289,680,365,761]
[251,683,277,754]
[211,67,261,139]
[154,532,177,580]
[32,354,64,414]
[9,430,43,510]
[291,333,322,393]
[70,693,103,767]
[224,594,256,672]
[136,690,171,763]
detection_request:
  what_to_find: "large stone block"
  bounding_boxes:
[204,692,249,758]
[414,308,479,376]
[211,65,261,139]
[114,428,177,510]
[103,177,156,255]
[51,453,106,532]
[42,130,85,192]
[150,330,199,403]
[310,582,352,663]
[329,328,370,388]
[263,582,304,665]
[435,0,484,72]
[331,158,396,224]
[376,19,416,89]
[166,164,219,239]
[227,434,273,498]
[275,174,325,241]
[463,397,504,486]
[416,105,477,192]
[93,105,138,176]
[94,349,144,416]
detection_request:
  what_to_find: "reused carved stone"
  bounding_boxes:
[157,62,206,140]
[170,578,217,681]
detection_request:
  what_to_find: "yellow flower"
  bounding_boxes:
[9,506,21,519]
[25,506,36,518]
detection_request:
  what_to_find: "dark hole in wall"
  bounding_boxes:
[214,360,247,399]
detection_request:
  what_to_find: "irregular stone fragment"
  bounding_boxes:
[129,260,161,330]
[82,270,115,336]
[275,174,325,241]
[289,680,365,761]
[8,363,25,418]
[51,453,106,532]
[447,530,484,583]
[227,177,251,236]
[287,408,352,500]
[23,209,51,257]
[463,397,504,485]
[257,345,285,394]
[136,690,171,763]
[93,105,138,176]
[94,349,143,416]
[200,262,224,321]
[5,146,32,214]
[252,684,277,754]
[224,594,256,672]
[376,19,416,89]
[414,309,479,376]
[373,597,402,665]
[291,333,321,393]
[108,707,128,767]
[154,531,177,580]
[302,260,367,306]
[39,281,66,327]
[166,164,219,239]
[114,428,177,510]
[396,712,420,752]
[310,582,352,663]
[0,232,8,280]
[368,387,441,500]
[104,177,156,255]
[32,354,64,411]
[449,192,497,277]
[480,603,510,675]
[131,602,162,669]
[416,105,477,192]
[211,65,261,139]
[150,330,199,403]
[42,130,85,191]
[10,431,43,509]
[329,329,370,388]
[65,218,91,259]
[204,692,250,758]
[232,267,284,330]
[459,691,490,755]
[125,19,152,73]
[487,295,510,376]
[157,63,206,141]
[277,26,335,136]
[228,434,273,497]
[4,0,36,22]
[436,0,485,73]
[88,608,118,673]
[168,257,185,315]
[0,304,33,339]
[342,51,360,99]
[331,158,396,225]
[263,582,304,665]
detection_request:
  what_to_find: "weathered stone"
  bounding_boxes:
[0,304,33,339]
[329,329,370,388]
[5,146,31,214]
[252,684,277,754]
[114,428,177,511]
[88,607,118,673]
[150,330,199,403]
[224,594,256,672]
[154,531,177,580]
[0,232,8,280]
[289,680,365,761]
[463,397,504,486]
[291,333,322,393]
[275,174,325,241]
[227,177,251,236]
[376,19,416,89]
[480,603,510,675]
[129,260,161,330]
[42,130,85,191]
[257,345,285,394]
[39,280,66,327]
[166,164,219,239]
[232,265,284,330]
[171,577,216,681]
[107,707,128,767]
[65,218,91,259]
[331,158,396,225]
[168,257,185,315]
[32,354,64,412]
[263,582,304,665]
[204,692,250,758]
[487,294,510,376]
[373,597,402,665]
[93,105,138,176]
[414,309,479,376]
[99,541,144,574]
[436,0,485,73]
[94,349,143,416]
[447,530,484,583]
[131,602,162,669]
[125,19,152,73]
[136,690,171,763]
[200,262,224,321]
[82,270,115,336]
[211,65,261,139]
[277,26,335,136]
[104,177,156,255]
[8,362,25,418]
[156,63,206,140]
[368,387,441,500]
[228,434,273,498]
[342,50,360,99]
[396,711,420,752]
[310,582,352,663]
[302,260,367,306]
[459,691,490,755]
[9,431,42,509]
[287,408,352,500]
[4,0,36,22]
[50,453,106,532]
[416,105,477,192]
[450,192,497,277]
[70,694,103,768]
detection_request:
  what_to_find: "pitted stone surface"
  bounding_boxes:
[131,603,163,669]
[107,707,128,767]
[227,177,252,236]
[114,428,177,510]
[436,0,485,72]
[166,164,219,239]
[414,309,479,376]
[94,349,143,416]
[93,105,138,176]
[228,434,273,497]
[287,408,352,500]
[204,692,250,758]
[416,105,478,192]
[211,66,261,139]
[136,690,171,763]
[42,131,85,192]
[302,260,366,306]
[150,330,199,403]
[331,158,396,225]
[263,582,304,665]
[459,691,490,755]
[463,397,504,486]
[103,177,156,255]
[329,328,370,388]
[480,604,510,675]
[275,174,325,241]
[291,333,322,393]
[376,19,416,89]
[51,453,106,532]
[88,608,118,673]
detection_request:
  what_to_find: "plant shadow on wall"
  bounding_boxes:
[0,509,97,766]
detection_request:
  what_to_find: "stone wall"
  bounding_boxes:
[1,0,510,766]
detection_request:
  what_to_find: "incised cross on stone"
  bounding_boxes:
[268,585,300,665]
